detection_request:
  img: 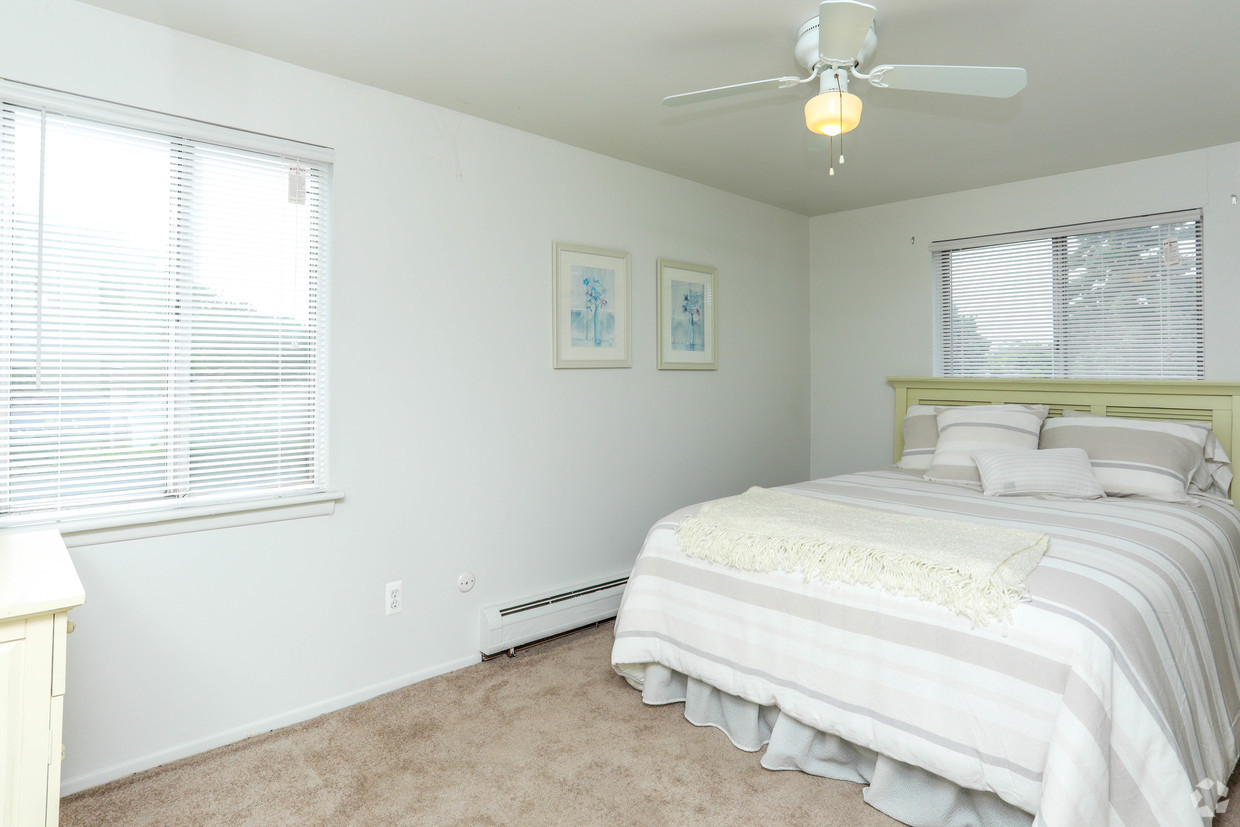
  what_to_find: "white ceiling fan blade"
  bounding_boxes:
[867,65,1027,98]
[817,0,876,64]
[661,76,801,107]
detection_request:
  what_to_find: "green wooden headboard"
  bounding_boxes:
[888,377,1240,508]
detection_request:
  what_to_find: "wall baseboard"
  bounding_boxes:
[59,652,481,796]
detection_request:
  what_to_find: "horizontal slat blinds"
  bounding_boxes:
[0,91,330,526]
[933,211,1203,379]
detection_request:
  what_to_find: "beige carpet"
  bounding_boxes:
[61,621,1240,826]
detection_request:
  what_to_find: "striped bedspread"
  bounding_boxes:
[611,469,1240,826]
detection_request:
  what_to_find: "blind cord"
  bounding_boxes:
[35,108,45,391]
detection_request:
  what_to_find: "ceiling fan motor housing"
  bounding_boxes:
[796,14,877,71]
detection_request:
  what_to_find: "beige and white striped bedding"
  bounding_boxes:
[611,469,1240,826]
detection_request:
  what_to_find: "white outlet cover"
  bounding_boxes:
[457,572,475,592]
[386,580,403,615]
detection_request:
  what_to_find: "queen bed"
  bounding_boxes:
[611,378,1240,826]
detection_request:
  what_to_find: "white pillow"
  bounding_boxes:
[973,447,1105,499]
[1039,415,1209,502]
[896,405,940,470]
[924,404,1049,486]
[1192,432,1234,499]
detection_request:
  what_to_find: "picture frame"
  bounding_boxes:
[657,259,717,370]
[553,242,632,369]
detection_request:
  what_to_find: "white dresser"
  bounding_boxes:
[0,530,84,826]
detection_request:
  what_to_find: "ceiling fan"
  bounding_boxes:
[663,0,1026,170]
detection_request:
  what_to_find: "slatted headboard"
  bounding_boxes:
[888,377,1240,508]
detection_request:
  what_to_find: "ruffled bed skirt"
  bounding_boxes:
[635,664,1033,827]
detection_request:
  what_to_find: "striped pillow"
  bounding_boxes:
[1061,410,1232,499]
[973,447,1105,499]
[1039,416,1209,502]
[896,405,940,470]
[924,404,1049,486]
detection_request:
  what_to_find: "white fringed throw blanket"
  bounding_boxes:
[676,487,1048,624]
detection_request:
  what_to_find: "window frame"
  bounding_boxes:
[932,210,1205,380]
[0,81,341,545]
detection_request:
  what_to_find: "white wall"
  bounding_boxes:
[809,143,1240,478]
[2,0,811,792]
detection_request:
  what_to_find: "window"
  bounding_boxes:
[0,83,333,531]
[933,210,1203,379]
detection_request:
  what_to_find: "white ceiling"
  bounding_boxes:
[78,0,1240,217]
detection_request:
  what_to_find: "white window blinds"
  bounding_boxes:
[932,210,1203,379]
[0,85,332,527]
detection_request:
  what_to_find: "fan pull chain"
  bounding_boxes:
[829,135,835,176]
[829,78,844,176]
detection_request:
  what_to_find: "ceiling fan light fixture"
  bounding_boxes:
[804,90,862,136]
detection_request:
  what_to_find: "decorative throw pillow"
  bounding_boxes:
[896,405,940,470]
[1039,415,1209,502]
[924,404,1049,486]
[972,447,1105,499]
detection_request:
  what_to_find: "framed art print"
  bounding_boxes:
[657,259,716,370]
[553,242,631,369]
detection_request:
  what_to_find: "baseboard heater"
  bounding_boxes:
[480,572,629,658]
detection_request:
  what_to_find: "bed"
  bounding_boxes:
[611,377,1240,826]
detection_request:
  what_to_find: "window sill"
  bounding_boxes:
[5,491,346,548]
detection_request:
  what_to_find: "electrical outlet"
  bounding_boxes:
[385,580,403,615]
[457,572,476,593]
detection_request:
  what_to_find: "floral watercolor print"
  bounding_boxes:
[570,265,615,348]
[670,279,706,351]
